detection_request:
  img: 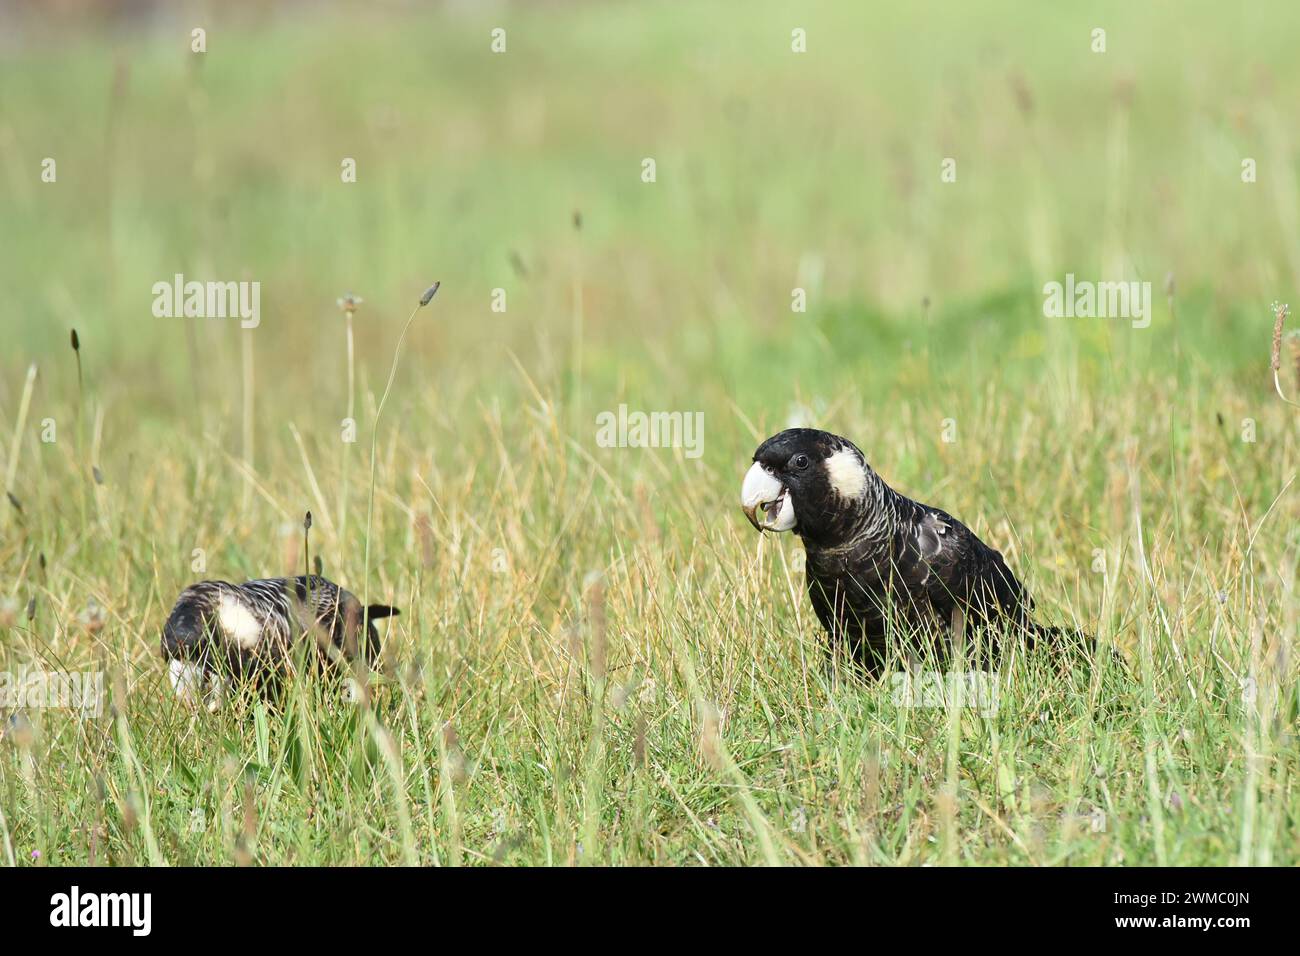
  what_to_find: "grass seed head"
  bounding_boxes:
[1271,301,1288,371]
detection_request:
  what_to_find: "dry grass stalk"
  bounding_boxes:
[1271,301,1300,407]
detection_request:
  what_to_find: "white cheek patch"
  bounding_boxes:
[217,593,264,649]
[825,447,867,500]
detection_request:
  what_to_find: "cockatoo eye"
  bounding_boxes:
[791,454,811,471]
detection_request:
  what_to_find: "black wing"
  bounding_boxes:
[903,506,1031,627]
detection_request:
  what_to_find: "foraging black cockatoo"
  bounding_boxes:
[741,428,1076,673]
[161,576,397,710]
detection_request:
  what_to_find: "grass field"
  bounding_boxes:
[1,0,1298,866]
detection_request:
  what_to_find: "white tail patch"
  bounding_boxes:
[217,592,264,649]
[825,447,867,499]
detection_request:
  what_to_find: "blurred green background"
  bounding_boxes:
[3,0,1298,429]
